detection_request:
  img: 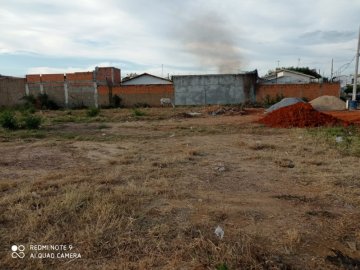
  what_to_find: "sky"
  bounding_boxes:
[0,0,359,78]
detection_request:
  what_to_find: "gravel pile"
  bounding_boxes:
[265,97,304,113]
[310,95,346,111]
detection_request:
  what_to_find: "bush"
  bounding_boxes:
[38,93,59,110]
[22,114,42,129]
[21,94,59,110]
[112,95,122,108]
[87,107,100,117]
[0,111,18,130]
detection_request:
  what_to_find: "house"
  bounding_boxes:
[261,69,317,84]
[122,73,172,85]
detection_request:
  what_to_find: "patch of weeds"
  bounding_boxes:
[308,126,360,157]
[87,107,100,117]
[132,108,146,117]
[21,114,42,129]
[216,263,229,270]
[0,110,42,130]
[0,111,18,130]
[249,143,276,150]
[38,93,59,110]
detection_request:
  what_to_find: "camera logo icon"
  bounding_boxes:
[11,245,25,259]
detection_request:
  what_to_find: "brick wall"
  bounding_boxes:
[98,84,174,107]
[96,67,121,85]
[256,83,340,103]
[67,72,93,81]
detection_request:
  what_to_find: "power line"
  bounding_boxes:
[335,55,356,75]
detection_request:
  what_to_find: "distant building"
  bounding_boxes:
[122,73,172,85]
[261,69,317,84]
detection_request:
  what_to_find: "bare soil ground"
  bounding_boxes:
[1,107,360,269]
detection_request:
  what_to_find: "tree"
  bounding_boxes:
[266,66,322,78]
[122,73,138,82]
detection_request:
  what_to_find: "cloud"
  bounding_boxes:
[0,0,359,77]
[298,30,357,45]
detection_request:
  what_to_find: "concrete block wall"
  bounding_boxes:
[98,84,174,107]
[172,72,258,105]
[256,83,341,103]
[66,72,96,108]
[0,77,26,106]
[24,70,107,108]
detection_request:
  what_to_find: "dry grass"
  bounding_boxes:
[1,108,360,269]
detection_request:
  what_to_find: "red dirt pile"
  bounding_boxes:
[259,102,350,128]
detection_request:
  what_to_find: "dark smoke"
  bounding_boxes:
[178,12,242,73]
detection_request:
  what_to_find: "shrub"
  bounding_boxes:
[112,95,122,108]
[87,107,100,117]
[38,93,59,110]
[22,114,42,129]
[0,111,18,130]
[20,95,37,112]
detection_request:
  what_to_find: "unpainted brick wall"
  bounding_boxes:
[256,83,340,103]
[67,72,93,81]
[98,84,174,107]
[0,78,26,106]
[96,67,121,85]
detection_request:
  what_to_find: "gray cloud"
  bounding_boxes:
[0,0,360,77]
[298,30,357,45]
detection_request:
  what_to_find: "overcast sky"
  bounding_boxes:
[0,0,359,78]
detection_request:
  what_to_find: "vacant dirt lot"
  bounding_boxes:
[1,107,360,269]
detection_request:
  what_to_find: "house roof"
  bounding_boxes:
[0,75,23,80]
[122,73,172,83]
[262,69,316,79]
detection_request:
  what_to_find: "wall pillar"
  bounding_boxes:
[94,82,98,108]
[25,83,29,96]
[64,82,69,108]
[40,83,44,94]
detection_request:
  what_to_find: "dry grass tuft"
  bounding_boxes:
[249,143,276,151]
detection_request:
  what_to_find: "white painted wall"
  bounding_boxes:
[278,71,312,83]
[122,75,172,85]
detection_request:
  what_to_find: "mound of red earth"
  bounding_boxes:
[259,102,350,128]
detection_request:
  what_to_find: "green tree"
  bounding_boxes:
[266,66,322,79]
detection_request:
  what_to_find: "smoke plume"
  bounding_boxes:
[178,12,242,73]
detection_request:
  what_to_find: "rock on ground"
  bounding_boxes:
[265,97,304,113]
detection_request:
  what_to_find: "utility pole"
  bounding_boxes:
[353,26,360,101]
[331,58,333,82]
